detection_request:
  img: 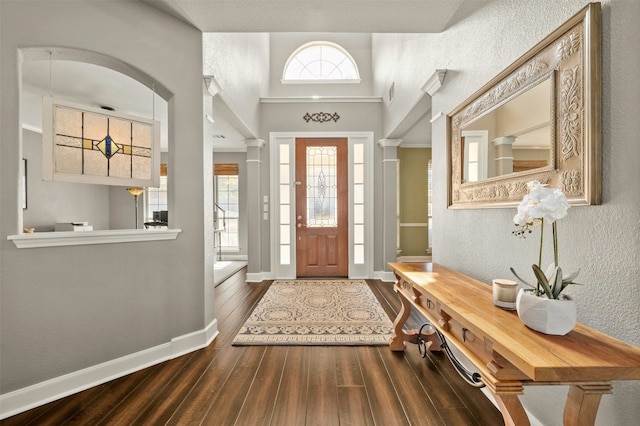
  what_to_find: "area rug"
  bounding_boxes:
[232,279,394,346]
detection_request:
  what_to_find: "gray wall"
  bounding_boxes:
[268,33,374,97]
[373,1,640,425]
[0,0,209,395]
[22,129,111,231]
[260,34,385,273]
[260,101,385,273]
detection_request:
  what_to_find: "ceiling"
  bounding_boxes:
[21,0,480,152]
[142,0,470,33]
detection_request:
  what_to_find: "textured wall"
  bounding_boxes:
[431,1,640,425]
[375,1,640,424]
[203,33,270,137]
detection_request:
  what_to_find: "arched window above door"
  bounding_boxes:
[282,41,360,83]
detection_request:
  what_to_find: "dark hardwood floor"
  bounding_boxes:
[1,268,503,425]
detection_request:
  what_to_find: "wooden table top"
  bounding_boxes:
[388,262,640,382]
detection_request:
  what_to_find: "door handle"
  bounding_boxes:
[297,223,307,228]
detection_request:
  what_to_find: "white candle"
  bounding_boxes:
[493,278,518,309]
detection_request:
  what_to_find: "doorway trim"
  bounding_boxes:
[270,131,374,279]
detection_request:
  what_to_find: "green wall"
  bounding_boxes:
[398,148,431,256]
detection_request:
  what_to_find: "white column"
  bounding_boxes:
[492,136,517,176]
[244,139,265,276]
[378,139,402,280]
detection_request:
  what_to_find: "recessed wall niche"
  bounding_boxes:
[20,52,169,231]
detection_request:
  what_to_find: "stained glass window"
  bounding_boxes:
[43,98,160,187]
[306,146,337,227]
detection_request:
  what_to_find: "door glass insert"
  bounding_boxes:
[306,146,337,227]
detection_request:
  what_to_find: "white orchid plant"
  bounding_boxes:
[510,181,580,299]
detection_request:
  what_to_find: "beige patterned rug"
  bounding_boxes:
[232,279,394,345]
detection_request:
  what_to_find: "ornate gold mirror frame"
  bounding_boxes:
[447,2,601,209]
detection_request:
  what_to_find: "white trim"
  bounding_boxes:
[421,69,447,96]
[261,96,381,103]
[8,229,181,249]
[269,132,374,280]
[399,143,431,148]
[22,123,42,133]
[430,111,444,123]
[246,271,274,283]
[203,75,221,97]
[396,256,432,263]
[170,319,218,358]
[461,130,489,182]
[42,97,161,188]
[218,253,248,261]
[213,147,247,153]
[243,139,265,148]
[377,138,403,148]
[374,270,397,282]
[280,79,361,85]
[0,318,217,420]
[282,41,360,82]
[348,135,373,279]
[491,136,517,146]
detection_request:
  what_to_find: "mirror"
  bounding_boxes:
[448,2,601,208]
[462,77,552,182]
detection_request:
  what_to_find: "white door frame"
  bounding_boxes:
[461,130,489,182]
[269,131,374,279]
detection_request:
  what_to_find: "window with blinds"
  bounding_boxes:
[214,163,239,249]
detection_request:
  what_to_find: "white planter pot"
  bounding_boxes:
[516,289,576,335]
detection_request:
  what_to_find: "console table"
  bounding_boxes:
[388,262,640,426]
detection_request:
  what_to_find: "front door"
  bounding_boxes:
[295,138,348,277]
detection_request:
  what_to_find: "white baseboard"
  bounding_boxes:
[219,254,248,261]
[397,256,432,263]
[0,318,218,420]
[246,271,275,282]
[374,270,397,282]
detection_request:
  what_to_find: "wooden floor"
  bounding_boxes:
[1,268,503,426]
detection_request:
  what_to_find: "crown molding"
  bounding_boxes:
[260,96,383,104]
[421,69,447,96]
[377,138,403,148]
[243,139,265,148]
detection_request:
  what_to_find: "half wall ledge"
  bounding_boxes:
[8,229,182,249]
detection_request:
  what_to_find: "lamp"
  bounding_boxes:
[126,187,145,229]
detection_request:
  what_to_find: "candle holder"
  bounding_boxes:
[492,279,518,310]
